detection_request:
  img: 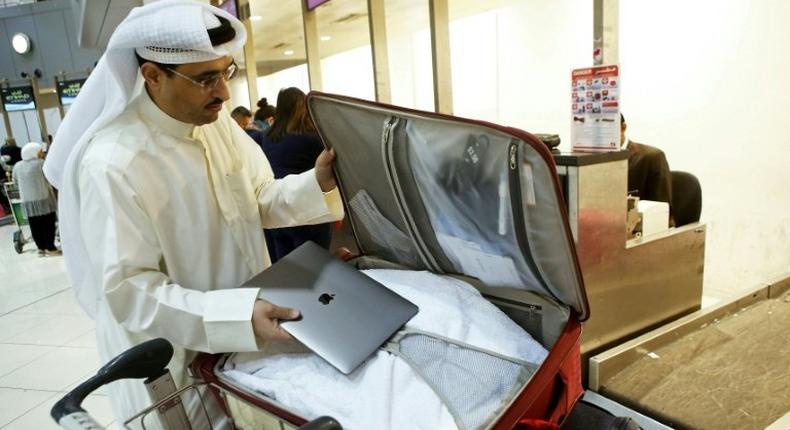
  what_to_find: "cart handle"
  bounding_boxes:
[51,338,173,425]
[300,416,343,430]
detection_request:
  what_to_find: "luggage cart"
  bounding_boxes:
[51,338,342,430]
[3,181,30,254]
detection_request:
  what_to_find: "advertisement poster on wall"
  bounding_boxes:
[57,78,87,106]
[1,85,37,112]
[570,64,620,152]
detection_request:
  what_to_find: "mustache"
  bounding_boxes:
[206,98,223,106]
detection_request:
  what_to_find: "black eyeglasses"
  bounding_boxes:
[167,62,237,92]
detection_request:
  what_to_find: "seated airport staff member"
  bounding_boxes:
[620,113,674,222]
[43,1,343,427]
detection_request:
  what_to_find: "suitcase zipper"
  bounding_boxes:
[381,116,441,272]
[508,141,554,299]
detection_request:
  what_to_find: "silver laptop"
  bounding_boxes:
[244,241,419,374]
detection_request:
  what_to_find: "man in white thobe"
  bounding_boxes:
[43,1,343,427]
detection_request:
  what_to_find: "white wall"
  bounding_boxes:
[5,111,41,143]
[476,2,591,143]
[44,108,61,141]
[255,64,310,107]
[230,47,375,112]
[620,0,790,298]
[229,75,251,111]
[387,28,434,111]
[321,45,375,101]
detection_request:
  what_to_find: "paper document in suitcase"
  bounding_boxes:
[224,269,548,430]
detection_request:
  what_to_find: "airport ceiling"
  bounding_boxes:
[245,0,515,75]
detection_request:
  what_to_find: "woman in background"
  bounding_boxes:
[12,142,60,256]
[254,97,276,131]
[261,87,332,262]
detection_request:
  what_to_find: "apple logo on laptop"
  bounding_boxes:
[318,293,335,305]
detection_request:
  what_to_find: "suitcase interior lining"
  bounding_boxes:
[309,96,584,316]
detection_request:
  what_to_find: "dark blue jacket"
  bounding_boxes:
[260,132,323,179]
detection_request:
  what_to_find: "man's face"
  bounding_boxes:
[144,56,234,126]
[235,114,252,129]
[620,121,627,147]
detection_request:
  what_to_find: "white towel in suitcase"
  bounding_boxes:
[223,269,548,430]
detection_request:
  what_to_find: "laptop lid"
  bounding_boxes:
[244,241,419,374]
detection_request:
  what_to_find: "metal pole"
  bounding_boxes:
[55,76,65,119]
[429,0,452,114]
[594,0,619,65]
[302,0,323,91]
[238,0,259,109]
[0,81,12,140]
[31,78,49,141]
[367,0,391,103]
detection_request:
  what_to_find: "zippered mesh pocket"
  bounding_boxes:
[391,332,538,430]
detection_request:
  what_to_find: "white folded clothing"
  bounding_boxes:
[223,269,548,430]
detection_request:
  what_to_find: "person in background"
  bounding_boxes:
[231,105,254,129]
[620,113,674,223]
[1,138,22,212]
[261,87,333,262]
[42,2,343,427]
[12,142,60,256]
[254,97,276,131]
[232,105,266,148]
[1,138,22,166]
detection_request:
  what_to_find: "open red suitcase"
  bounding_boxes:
[192,92,590,430]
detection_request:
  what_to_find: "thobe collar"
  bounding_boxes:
[138,89,198,140]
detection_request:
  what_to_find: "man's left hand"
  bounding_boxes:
[315,148,337,192]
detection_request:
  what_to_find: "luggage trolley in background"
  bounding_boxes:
[51,338,342,430]
[3,181,30,254]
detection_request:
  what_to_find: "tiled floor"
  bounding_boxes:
[0,223,116,429]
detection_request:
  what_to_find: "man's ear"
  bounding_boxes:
[140,63,165,89]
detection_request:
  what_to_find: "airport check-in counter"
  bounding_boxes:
[552,151,706,377]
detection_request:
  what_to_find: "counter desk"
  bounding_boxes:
[553,150,706,378]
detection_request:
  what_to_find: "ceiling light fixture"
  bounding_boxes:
[284,50,294,56]
[12,33,32,55]
[320,35,331,41]
[250,15,262,22]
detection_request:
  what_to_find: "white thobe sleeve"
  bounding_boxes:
[79,162,261,353]
[247,139,344,228]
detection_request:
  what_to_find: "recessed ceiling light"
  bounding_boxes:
[320,35,331,41]
[12,33,31,55]
[250,15,262,22]
[284,50,294,56]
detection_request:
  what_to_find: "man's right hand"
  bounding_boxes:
[252,299,300,341]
